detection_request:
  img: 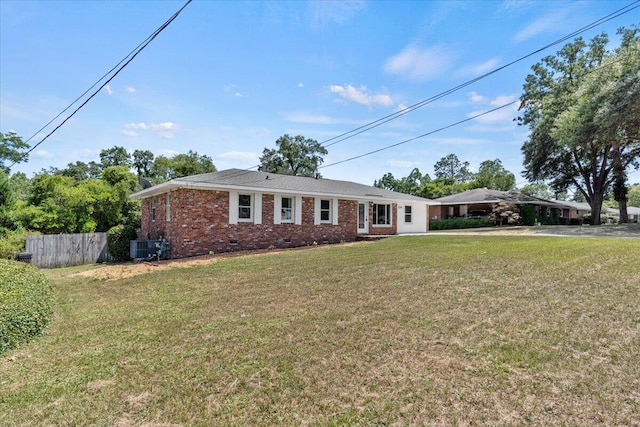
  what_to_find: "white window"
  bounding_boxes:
[320,199,331,223]
[166,192,171,221]
[238,194,253,221]
[281,197,293,223]
[404,205,412,223]
[373,203,392,226]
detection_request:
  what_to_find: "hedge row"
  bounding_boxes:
[0,259,53,355]
[429,218,494,230]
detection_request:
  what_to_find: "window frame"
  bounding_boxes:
[238,193,253,222]
[151,196,156,222]
[281,196,294,223]
[320,199,331,223]
[404,205,412,223]
[372,203,392,226]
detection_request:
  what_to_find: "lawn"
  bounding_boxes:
[1,235,639,426]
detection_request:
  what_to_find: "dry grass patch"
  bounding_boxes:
[1,236,639,426]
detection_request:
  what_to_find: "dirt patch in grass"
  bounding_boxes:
[68,242,370,281]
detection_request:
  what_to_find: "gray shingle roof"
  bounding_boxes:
[435,188,558,205]
[131,169,436,204]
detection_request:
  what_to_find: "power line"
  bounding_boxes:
[320,102,517,169]
[319,0,640,149]
[9,0,193,169]
[223,0,639,182]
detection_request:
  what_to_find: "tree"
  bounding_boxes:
[100,146,132,168]
[518,29,640,224]
[374,168,430,195]
[132,149,155,177]
[520,183,553,200]
[433,154,473,184]
[150,151,216,182]
[470,159,516,191]
[259,134,328,177]
[0,132,29,172]
[60,161,102,181]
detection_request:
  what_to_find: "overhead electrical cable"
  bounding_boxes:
[213,0,639,184]
[9,0,192,169]
[319,0,640,149]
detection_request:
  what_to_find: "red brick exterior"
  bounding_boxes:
[368,202,398,235]
[140,189,360,258]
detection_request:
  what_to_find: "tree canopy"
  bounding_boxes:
[0,132,29,173]
[259,134,328,177]
[471,159,516,191]
[433,154,473,184]
[518,28,640,224]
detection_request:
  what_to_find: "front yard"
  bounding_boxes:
[1,235,638,425]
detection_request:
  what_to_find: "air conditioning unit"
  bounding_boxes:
[130,239,170,261]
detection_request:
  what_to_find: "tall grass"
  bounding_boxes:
[1,236,639,425]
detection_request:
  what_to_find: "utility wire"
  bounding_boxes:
[319,0,640,149]
[222,0,639,181]
[9,0,192,169]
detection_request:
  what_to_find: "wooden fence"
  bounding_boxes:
[25,233,113,268]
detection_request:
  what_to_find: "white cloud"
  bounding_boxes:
[490,94,517,106]
[104,84,113,96]
[298,82,304,88]
[234,92,246,98]
[514,6,574,42]
[329,84,393,107]
[456,58,501,78]
[151,122,180,131]
[126,86,136,93]
[124,122,148,130]
[32,149,53,159]
[122,121,181,139]
[468,91,487,104]
[383,44,452,82]
[387,159,421,168]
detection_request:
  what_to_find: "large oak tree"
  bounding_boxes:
[518,29,640,224]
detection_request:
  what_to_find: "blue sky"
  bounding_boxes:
[1,0,638,187]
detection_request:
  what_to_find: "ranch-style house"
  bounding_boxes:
[130,169,437,258]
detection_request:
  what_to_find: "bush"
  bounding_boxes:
[430,218,494,230]
[0,259,53,355]
[107,224,138,261]
[521,205,536,226]
[0,228,27,259]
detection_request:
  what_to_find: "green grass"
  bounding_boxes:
[1,236,639,425]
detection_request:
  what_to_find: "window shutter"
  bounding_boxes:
[274,194,281,225]
[229,191,238,224]
[254,193,262,224]
[314,198,321,225]
[295,196,302,225]
[332,198,339,225]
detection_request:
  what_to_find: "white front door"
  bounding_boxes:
[358,202,368,234]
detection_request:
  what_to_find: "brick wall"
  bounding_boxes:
[368,202,398,235]
[141,189,359,258]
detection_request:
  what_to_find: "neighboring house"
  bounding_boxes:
[129,169,437,258]
[431,188,561,220]
[627,206,640,223]
[553,200,591,222]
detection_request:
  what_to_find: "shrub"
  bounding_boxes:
[521,205,536,226]
[0,259,53,355]
[107,224,138,261]
[430,218,494,230]
[0,228,27,259]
